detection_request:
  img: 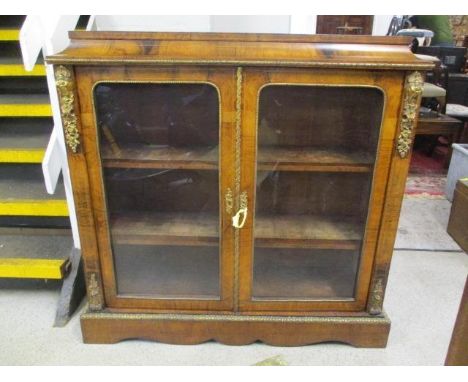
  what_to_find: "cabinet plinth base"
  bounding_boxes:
[80,309,391,347]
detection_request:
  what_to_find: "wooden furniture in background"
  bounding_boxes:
[316,16,373,35]
[416,114,464,167]
[47,32,432,346]
[445,275,468,365]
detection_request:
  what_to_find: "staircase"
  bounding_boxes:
[0,15,71,279]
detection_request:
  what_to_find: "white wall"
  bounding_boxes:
[210,15,290,33]
[94,15,211,32]
[93,15,394,35]
[290,15,317,34]
[372,15,395,36]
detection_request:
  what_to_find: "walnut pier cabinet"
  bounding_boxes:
[48,32,432,346]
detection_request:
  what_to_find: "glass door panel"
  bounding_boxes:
[252,85,384,302]
[93,83,221,300]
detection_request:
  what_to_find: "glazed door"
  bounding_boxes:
[75,66,236,311]
[238,68,403,312]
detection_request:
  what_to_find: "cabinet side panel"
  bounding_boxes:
[54,65,105,310]
[367,71,424,314]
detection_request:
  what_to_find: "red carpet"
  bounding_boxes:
[405,149,447,198]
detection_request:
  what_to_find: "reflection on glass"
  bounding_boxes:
[94,83,220,299]
[253,85,384,300]
[96,83,219,169]
[253,249,360,299]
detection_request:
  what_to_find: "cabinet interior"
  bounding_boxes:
[93,81,384,302]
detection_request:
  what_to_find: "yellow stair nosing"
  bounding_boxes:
[0,104,52,117]
[0,64,46,77]
[0,199,69,217]
[0,148,45,163]
[0,29,20,41]
[0,258,69,279]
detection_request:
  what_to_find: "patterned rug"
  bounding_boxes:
[404,149,447,199]
[405,174,446,199]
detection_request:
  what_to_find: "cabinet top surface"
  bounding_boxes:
[47,31,434,70]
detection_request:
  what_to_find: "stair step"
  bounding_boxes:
[0,94,51,117]
[0,43,25,60]
[0,17,24,42]
[0,16,26,29]
[0,29,20,41]
[0,149,45,163]
[0,77,49,94]
[0,229,71,279]
[0,216,70,228]
[0,118,52,163]
[0,164,68,216]
[0,164,65,199]
[0,118,53,145]
[0,258,68,279]
[0,200,68,216]
[0,56,46,76]
[0,64,45,77]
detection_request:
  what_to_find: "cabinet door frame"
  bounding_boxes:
[74,65,237,312]
[238,67,405,312]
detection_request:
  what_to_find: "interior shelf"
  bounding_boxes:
[257,146,374,172]
[101,145,219,170]
[114,244,220,299]
[253,248,358,300]
[255,214,363,250]
[109,211,362,250]
[110,212,219,246]
[101,144,373,172]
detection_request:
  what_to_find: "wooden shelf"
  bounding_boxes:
[113,244,219,299]
[255,214,363,250]
[110,211,362,250]
[257,146,374,172]
[101,145,372,173]
[253,248,357,299]
[110,212,219,246]
[101,145,218,170]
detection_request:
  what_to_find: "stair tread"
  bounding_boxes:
[0,215,70,227]
[0,119,50,162]
[0,16,26,29]
[0,29,20,41]
[0,119,52,159]
[0,57,46,76]
[0,149,45,163]
[0,258,69,279]
[0,77,49,96]
[0,94,52,117]
[0,200,69,217]
[0,125,51,149]
[0,118,52,129]
[0,165,66,200]
[0,231,71,260]
[0,226,71,279]
[0,94,50,105]
[0,44,24,60]
[0,56,43,65]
